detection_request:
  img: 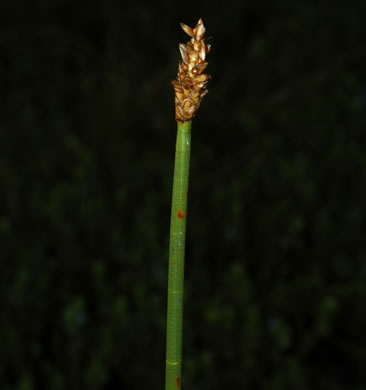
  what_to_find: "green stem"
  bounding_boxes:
[165,120,192,390]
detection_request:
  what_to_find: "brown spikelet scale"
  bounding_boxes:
[172,18,211,122]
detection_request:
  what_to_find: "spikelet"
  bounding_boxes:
[172,18,211,122]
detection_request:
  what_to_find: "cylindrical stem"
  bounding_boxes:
[165,120,192,390]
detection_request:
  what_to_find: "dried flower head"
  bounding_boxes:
[172,18,211,122]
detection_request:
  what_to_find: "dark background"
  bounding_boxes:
[1,1,366,389]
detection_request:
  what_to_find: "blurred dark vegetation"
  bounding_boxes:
[1,0,366,389]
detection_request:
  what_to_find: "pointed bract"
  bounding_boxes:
[180,23,194,37]
[199,44,206,61]
[195,20,206,41]
[179,44,188,63]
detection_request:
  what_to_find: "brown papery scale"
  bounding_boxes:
[172,18,211,122]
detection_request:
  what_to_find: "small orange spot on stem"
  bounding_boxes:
[177,210,186,219]
[176,376,180,389]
